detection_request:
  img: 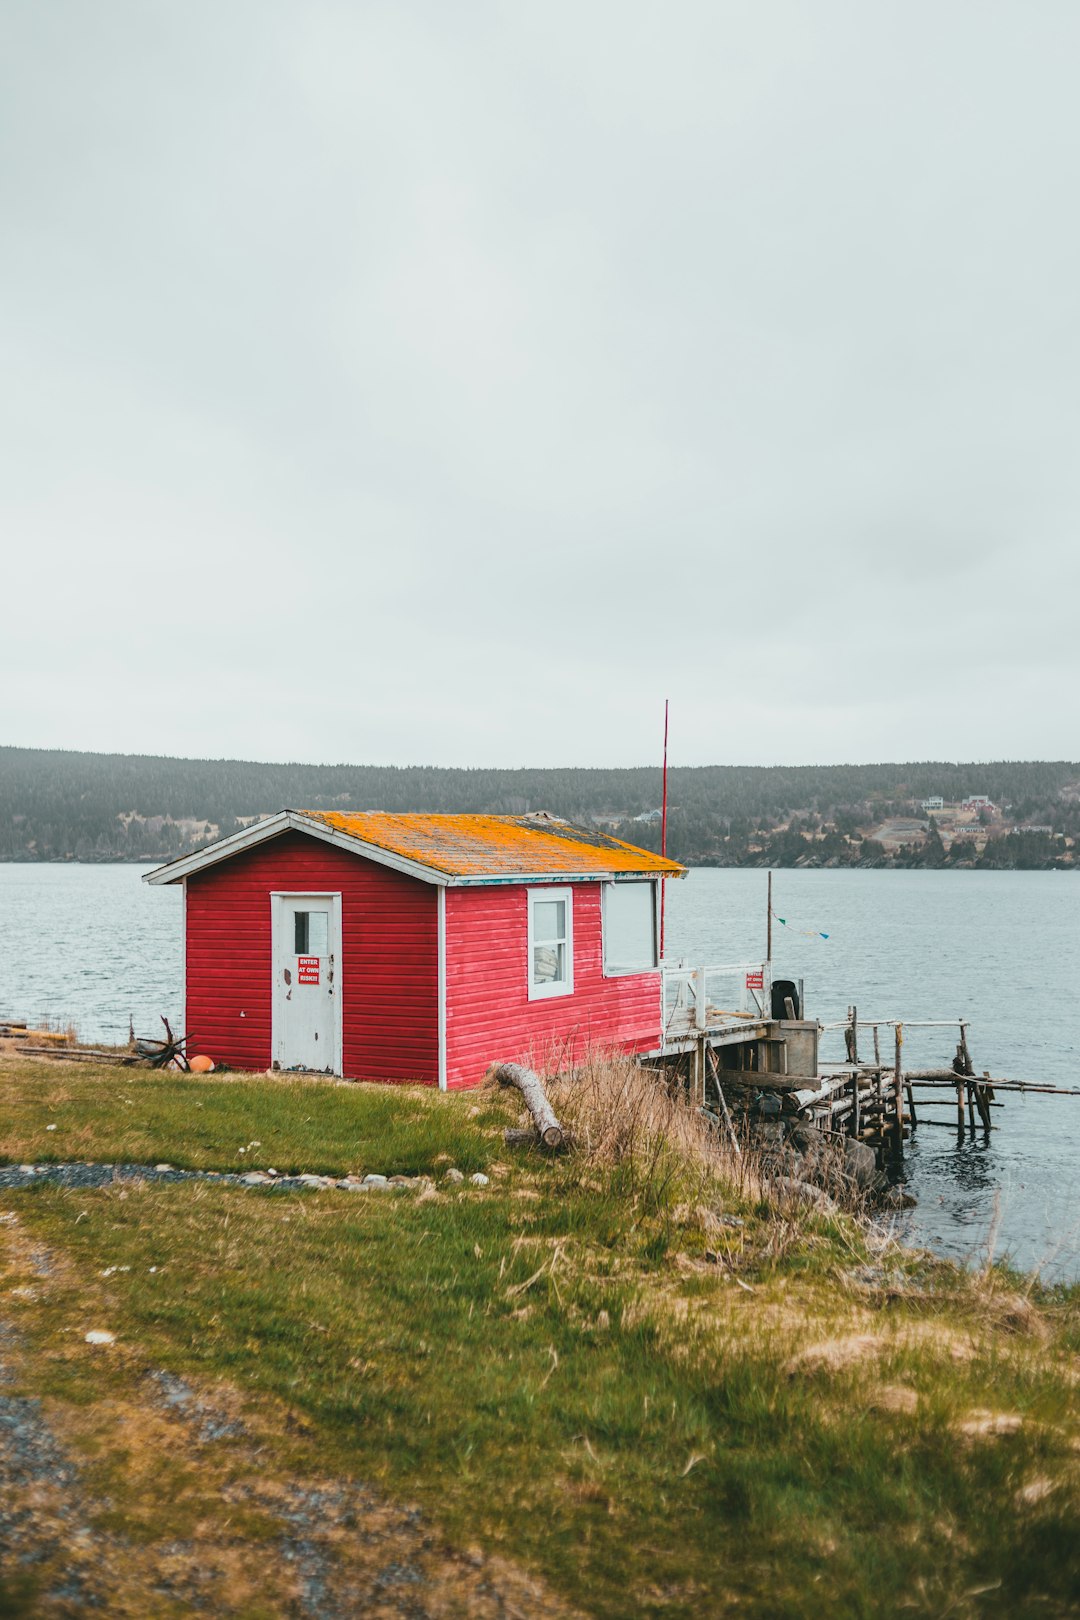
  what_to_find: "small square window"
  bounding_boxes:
[528,887,573,999]
[294,910,329,956]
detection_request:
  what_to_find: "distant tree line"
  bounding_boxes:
[0,746,1077,869]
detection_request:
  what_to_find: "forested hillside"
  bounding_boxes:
[1,746,1077,867]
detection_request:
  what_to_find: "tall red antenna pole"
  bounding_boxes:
[659,698,669,961]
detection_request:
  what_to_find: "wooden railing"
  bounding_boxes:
[661,962,771,1036]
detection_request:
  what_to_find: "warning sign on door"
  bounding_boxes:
[298,956,321,984]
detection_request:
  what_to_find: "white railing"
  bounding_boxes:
[662,961,772,1036]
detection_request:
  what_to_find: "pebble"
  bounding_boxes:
[240,1171,273,1186]
[84,1330,115,1346]
[361,1174,388,1187]
[443,1168,465,1184]
[154,1163,174,1172]
[296,1174,334,1190]
[469,1173,489,1187]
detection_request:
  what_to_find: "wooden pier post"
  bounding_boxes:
[707,1048,741,1157]
[893,1023,904,1148]
[955,1079,965,1134]
[845,1005,859,1064]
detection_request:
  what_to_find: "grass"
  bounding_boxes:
[0,1052,1078,1617]
[0,1062,503,1175]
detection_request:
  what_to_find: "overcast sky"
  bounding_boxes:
[2,2,1078,770]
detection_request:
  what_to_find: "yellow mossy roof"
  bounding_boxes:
[302,810,686,880]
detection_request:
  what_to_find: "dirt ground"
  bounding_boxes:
[0,1209,579,1620]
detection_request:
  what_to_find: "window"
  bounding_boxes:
[603,881,658,975]
[528,887,573,998]
[294,910,329,955]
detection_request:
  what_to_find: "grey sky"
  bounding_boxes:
[3,2,1077,769]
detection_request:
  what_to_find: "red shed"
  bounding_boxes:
[144,810,686,1089]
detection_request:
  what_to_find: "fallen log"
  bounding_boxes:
[491,1062,567,1150]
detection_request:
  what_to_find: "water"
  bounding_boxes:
[0,864,1077,1280]
[0,865,182,1046]
[667,869,1080,1281]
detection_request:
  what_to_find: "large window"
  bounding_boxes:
[603,880,658,975]
[528,886,574,998]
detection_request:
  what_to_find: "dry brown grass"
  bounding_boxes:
[541,1047,760,1202]
[513,1048,873,1244]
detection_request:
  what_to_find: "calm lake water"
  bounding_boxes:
[1,863,1077,1281]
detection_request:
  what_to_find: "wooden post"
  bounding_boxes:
[959,1021,973,1075]
[767,870,773,965]
[966,1080,977,1133]
[905,1080,917,1130]
[956,1079,966,1134]
[851,1075,861,1137]
[694,967,708,1030]
[692,1039,706,1105]
[707,1048,741,1156]
[893,1023,904,1146]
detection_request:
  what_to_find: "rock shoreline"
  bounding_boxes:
[749,1120,918,1211]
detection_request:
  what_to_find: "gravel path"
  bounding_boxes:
[0,1161,438,1195]
[0,1197,572,1618]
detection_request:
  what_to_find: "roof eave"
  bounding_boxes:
[142,810,689,888]
[450,866,686,886]
[142,810,454,888]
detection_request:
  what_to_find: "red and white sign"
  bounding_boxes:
[298,956,321,985]
[745,969,764,991]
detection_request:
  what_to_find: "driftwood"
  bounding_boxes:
[492,1062,567,1150]
[14,1044,141,1065]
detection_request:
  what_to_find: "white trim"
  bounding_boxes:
[527,885,574,1000]
[437,887,447,1091]
[180,876,187,1037]
[142,810,686,889]
[143,811,454,888]
[450,869,685,887]
[144,812,293,884]
[270,892,343,1075]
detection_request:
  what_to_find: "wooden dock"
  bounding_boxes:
[653,969,1078,1163]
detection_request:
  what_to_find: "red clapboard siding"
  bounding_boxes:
[185,831,438,1082]
[443,884,662,1089]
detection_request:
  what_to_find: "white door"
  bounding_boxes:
[272,894,341,1073]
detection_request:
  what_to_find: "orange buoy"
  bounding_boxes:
[188,1054,215,1074]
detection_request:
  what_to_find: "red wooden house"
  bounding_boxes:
[145,810,686,1089]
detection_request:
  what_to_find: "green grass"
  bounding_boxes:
[0,1061,503,1175]
[1,1058,1079,1618]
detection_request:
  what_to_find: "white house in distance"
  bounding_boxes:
[921,796,944,812]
